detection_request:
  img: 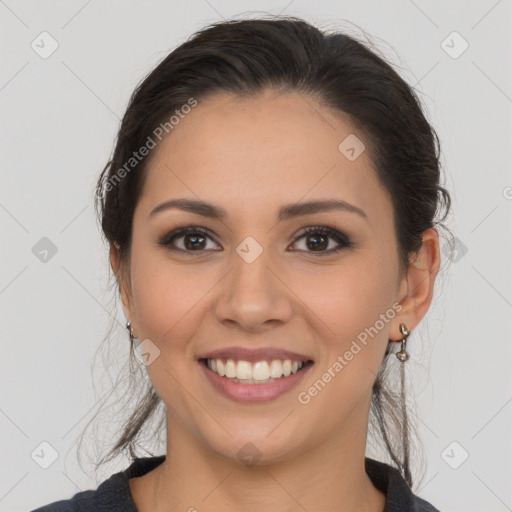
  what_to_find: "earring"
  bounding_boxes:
[396,323,410,362]
[126,321,135,341]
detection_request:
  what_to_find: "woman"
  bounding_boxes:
[33,16,450,512]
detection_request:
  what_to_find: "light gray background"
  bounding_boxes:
[1,1,511,511]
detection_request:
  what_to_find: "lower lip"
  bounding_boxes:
[199,360,313,403]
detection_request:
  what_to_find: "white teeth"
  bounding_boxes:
[236,360,252,380]
[270,360,283,378]
[225,359,237,378]
[252,361,270,381]
[206,358,306,382]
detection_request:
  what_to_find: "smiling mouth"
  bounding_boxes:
[200,358,313,384]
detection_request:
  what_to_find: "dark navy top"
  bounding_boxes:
[31,455,440,511]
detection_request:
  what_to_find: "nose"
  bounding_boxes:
[213,247,294,332]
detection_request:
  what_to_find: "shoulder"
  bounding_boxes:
[413,496,442,512]
[30,456,166,512]
[30,488,100,512]
[365,458,441,512]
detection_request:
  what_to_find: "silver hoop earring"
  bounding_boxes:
[126,321,135,341]
[396,323,410,362]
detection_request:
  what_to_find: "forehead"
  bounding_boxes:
[137,90,392,224]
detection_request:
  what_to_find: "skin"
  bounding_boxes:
[110,89,440,512]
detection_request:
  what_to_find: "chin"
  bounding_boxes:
[198,419,310,467]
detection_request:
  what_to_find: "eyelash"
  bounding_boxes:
[158,225,353,256]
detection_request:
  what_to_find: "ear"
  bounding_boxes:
[109,244,135,325]
[390,227,441,341]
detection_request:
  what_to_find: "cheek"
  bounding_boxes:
[294,262,397,421]
[128,251,220,419]
[295,253,398,340]
[294,250,398,402]
[129,248,217,349]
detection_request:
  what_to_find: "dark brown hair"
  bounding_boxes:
[84,16,451,487]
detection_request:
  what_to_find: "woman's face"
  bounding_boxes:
[116,90,414,464]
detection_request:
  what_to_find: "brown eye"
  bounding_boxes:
[183,233,206,250]
[305,232,329,251]
[291,226,353,254]
[159,227,220,253]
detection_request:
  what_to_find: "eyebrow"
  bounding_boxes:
[148,198,368,222]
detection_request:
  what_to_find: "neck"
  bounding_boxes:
[133,414,385,512]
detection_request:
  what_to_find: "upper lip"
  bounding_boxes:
[198,346,313,363]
